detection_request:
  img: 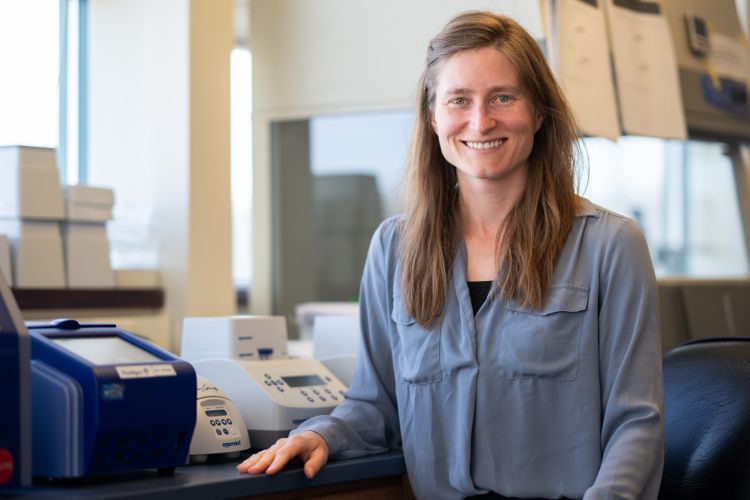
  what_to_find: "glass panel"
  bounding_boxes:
[275,113,749,332]
[310,111,414,302]
[231,47,253,288]
[684,141,747,276]
[0,0,60,148]
[581,137,748,277]
[311,110,415,217]
[310,127,749,285]
[64,0,81,184]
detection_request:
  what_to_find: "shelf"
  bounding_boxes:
[11,288,164,310]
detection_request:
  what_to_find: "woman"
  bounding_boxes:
[238,11,663,500]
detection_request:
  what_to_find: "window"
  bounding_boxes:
[581,137,748,277]
[231,0,253,292]
[308,119,749,289]
[309,111,415,301]
[231,47,253,288]
[0,1,60,148]
[0,0,84,183]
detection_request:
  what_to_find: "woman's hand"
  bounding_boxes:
[236,431,329,478]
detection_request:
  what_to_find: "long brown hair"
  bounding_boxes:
[399,11,580,327]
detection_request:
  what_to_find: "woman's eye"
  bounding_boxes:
[494,95,513,103]
[450,97,467,105]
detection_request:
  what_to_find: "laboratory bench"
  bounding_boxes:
[3,450,410,500]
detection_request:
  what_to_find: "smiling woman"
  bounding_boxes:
[430,47,544,284]
[431,48,542,188]
[238,12,663,500]
[400,12,580,326]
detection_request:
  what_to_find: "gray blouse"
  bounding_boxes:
[293,198,664,500]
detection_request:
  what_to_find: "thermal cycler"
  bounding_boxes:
[182,316,349,449]
[189,375,251,462]
[28,319,196,479]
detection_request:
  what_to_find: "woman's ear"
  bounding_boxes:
[534,111,544,133]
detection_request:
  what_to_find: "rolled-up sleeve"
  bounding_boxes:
[291,221,402,459]
[584,218,664,499]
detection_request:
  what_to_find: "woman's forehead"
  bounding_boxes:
[434,47,523,93]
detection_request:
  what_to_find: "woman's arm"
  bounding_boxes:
[584,218,664,500]
[238,220,402,476]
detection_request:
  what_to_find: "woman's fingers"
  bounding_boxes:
[296,431,329,478]
[236,449,272,473]
[302,445,328,478]
[265,447,295,474]
[246,449,278,474]
[236,432,329,477]
[236,452,260,472]
[236,438,286,473]
[264,434,320,474]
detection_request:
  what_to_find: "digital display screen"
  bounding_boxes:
[52,336,162,366]
[205,409,227,417]
[282,375,325,387]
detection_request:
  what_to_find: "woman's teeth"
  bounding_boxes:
[465,139,504,150]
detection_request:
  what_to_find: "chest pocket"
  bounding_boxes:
[498,284,588,381]
[391,296,443,384]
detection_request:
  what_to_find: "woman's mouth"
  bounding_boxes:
[463,139,505,150]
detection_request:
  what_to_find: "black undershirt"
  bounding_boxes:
[467,280,493,315]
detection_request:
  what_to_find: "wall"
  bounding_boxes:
[248,0,543,314]
[89,0,236,350]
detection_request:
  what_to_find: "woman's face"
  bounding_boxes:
[431,47,542,187]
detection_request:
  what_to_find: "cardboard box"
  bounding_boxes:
[0,146,65,220]
[62,222,115,288]
[0,234,12,286]
[0,220,65,288]
[65,185,114,222]
[114,269,161,288]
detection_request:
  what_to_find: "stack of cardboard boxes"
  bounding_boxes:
[63,185,116,287]
[0,146,66,287]
[0,146,115,288]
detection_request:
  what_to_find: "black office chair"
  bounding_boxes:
[660,337,750,500]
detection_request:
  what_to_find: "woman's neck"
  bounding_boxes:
[457,175,524,240]
[457,171,526,281]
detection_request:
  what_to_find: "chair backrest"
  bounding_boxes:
[660,337,750,499]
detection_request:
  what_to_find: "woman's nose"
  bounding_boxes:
[470,104,496,134]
